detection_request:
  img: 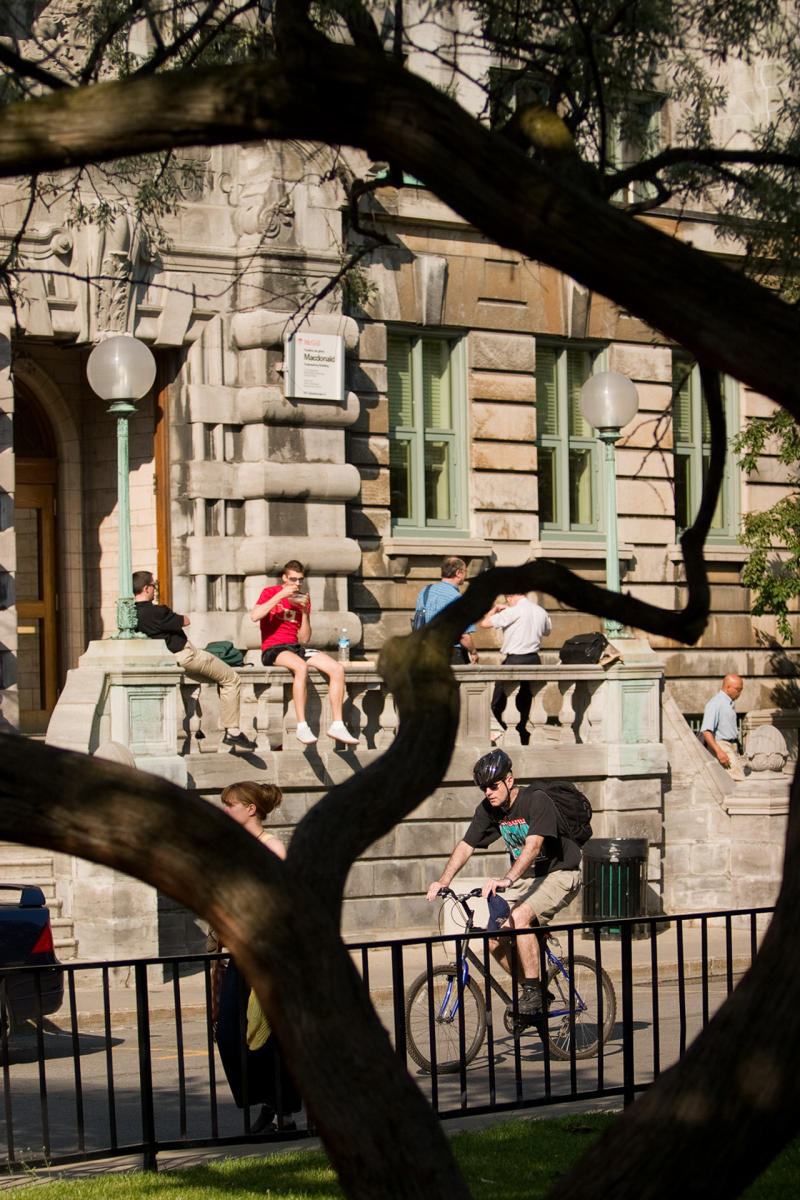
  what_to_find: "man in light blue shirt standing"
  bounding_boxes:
[413,557,478,665]
[701,673,747,780]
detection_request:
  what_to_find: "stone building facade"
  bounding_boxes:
[2,152,796,739]
[0,5,798,950]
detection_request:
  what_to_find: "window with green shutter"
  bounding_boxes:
[609,97,663,205]
[388,332,467,533]
[672,354,739,540]
[536,341,603,535]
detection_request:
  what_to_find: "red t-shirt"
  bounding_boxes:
[256,585,310,650]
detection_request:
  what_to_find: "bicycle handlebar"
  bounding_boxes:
[438,886,484,902]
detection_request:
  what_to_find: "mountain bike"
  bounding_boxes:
[405,887,616,1074]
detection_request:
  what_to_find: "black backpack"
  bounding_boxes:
[411,585,432,632]
[530,779,593,846]
[559,632,608,665]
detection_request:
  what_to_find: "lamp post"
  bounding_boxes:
[87,335,157,638]
[579,370,639,639]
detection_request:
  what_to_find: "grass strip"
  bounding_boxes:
[4,1113,799,1199]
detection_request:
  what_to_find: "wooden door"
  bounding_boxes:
[15,474,58,735]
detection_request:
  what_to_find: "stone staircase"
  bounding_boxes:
[0,842,78,960]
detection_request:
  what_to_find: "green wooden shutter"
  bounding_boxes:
[567,349,592,437]
[422,340,450,428]
[387,337,413,428]
[672,359,693,446]
[536,346,558,435]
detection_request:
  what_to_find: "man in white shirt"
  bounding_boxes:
[481,593,551,744]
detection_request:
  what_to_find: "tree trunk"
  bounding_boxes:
[549,763,800,1199]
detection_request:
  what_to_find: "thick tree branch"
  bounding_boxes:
[0,735,471,1200]
[290,620,460,906]
[325,0,385,51]
[606,145,800,194]
[0,52,797,417]
[291,464,722,902]
[679,366,726,582]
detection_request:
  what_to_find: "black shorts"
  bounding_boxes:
[261,642,306,666]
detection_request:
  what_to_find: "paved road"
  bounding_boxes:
[1,960,744,1172]
[405,970,742,1116]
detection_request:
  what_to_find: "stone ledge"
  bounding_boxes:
[384,536,493,558]
[529,540,636,563]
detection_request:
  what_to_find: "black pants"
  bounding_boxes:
[215,958,301,1116]
[491,652,541,743]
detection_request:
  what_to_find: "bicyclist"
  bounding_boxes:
[425,748,582,1023]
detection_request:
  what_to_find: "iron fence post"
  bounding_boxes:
[134,961,158,1171]
[621,921,635,1106]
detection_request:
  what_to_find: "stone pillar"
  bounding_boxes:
[46,638,186,784]
[171,312,363,653]
[45,638,189,964]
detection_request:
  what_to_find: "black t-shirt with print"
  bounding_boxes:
[462,785,581,876]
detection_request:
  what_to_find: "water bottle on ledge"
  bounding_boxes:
[338,629,350,662]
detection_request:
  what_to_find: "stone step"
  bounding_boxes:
[0,845,77,959]
[0,877,58,900]
[0,848,55,863]
[0,857,57,885]
[52,924,79,959]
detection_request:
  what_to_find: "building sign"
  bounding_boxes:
[285,332,345,401]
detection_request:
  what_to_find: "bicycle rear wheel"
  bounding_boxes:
[546,955,616,1060]
[405,966,486,1074]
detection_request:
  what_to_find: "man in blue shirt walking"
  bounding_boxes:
[700,673,747,780]
[413,557,478,664]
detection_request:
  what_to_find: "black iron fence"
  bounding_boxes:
[1,906,773,1174]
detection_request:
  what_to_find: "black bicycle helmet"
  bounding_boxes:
[473,748,513,790]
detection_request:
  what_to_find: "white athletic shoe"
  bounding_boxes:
[327,721,358,745]
[295,722,317,745]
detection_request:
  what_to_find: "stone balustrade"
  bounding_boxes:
[42,638,793,951]
[45,638,670,950]
[178,658,659,757]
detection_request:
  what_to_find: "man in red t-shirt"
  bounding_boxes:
[250,560,357,746]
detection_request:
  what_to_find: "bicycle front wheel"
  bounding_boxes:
[405,966,486,1074]
[546,955,616,1060]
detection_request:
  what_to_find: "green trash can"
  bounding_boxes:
[582,837,648,937]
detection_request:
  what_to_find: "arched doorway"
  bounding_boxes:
[14,383,59,735]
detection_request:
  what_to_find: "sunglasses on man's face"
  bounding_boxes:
[286,575,305,584]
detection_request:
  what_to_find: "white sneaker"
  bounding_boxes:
[327,721,358,745]
[296,722,317,745]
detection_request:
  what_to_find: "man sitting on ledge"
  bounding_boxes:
[250,560,358,747]
[133,570,255,752]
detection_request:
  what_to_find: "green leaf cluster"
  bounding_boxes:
[463,0,800,273]
[735,410,800,643]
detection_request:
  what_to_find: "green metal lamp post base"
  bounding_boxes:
[111,596,147,640]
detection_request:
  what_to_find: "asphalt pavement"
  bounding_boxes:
[0,915,770,1189]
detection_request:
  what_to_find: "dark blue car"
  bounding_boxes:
[0,884,65,1039]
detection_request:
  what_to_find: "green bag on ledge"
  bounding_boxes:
[204,640,245,666]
